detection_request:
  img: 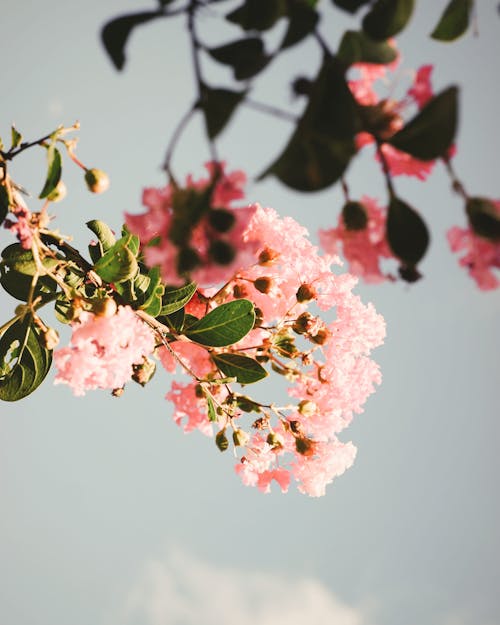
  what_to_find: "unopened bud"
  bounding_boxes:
[254,276,273,294]
[132,357,156,387]
[233,283,248,299]
[292,312,312,334]
[342,201,368,231]
[42,327,59,350]
[215,430,229,452]
[296,283,316,303]
[253,307,264,328]
[266,432,283,448]
[112,387,125,397]
[398,264,422,283]
[84,168,110,194]
[232,428,250,447]
[298,400,317,417]
[258,247,279,266]
[92,297,117,318]
[310,328,330,345]
[295,436,315,456]
[47,180,67,203]
[194,383,205,398]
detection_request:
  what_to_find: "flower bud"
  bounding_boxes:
[298,400,317,417]
[132,357,156,386]
[342,201,368,231]
[258,247,279,266]
[47,180,67,203]
[41,327,60,350]
[232,428,250,447]
[112,387,125,398]
[266,432,283,448]
[292,312,312,334]
[296,283,316,303]
[253,276,273,294]
[295,436,315,457]
[84,168,110,194]
[233,283,248,299]
[215,430,229,452]
[253,307,264,328]
[92,297,117,318]
[310,328,330,345]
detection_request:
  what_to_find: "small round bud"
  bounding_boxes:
[258,247,279,266]
[215,430,229,452]
[208,240,236,265]
[295,436,315,457]
[292,76,313,97]
[298,400,317,417]
[42,327,60,350]
[92,297,117,318]
[310,328,330,345]
[296,283,316,303]
[233,283,248,299]
[112,387,125,398]
[84,168,110,194]
[266,432,283,448]
[342,201,368,231]
[47,180,67,203]
[208,209,236,233]
[253,307,264,328]
[292,312,312,335]
[132,357,156,387]
[253,276,273,294]
[194,384,205,398]
[232,428,250,447]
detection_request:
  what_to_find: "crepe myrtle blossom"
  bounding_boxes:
[54,305,156,396]
[150,196,385,496]
[319,196,397,284]
[447,200,500,290]
[349,55,438,180]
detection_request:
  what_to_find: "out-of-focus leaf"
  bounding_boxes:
[431,0,473,41]
[208,38,270,80]
[338,30,398,65]
[362,0,415,40]
[332,0,371,12]
[201,86,246,139]
[466,197,500,242]
[226,0,285,31]
[280,2,319,49]
[386,196,430,265]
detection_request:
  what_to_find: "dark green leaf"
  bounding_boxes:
[39,145,62,199]
[208,38,270,81]
[11,125,22,149]
[140,266,165,316]
[159,307,186,332]
[0,317,52,401]
[362,0,415,40]
[201,86,246,139]
[212,353,268,384]
[466,197,500,242]
[281,2,319,49]
[388,86,458,160]
[332,0,371,12]
[185,299,255,347]
[93,236,138,283]
[0,266,57,302]
[161,282,197,315]
[0,183,9,225]
[226,0,285,31]
[338,30,398,65]
[431,0,473,41]
[386,196,429,265]
[86,219,116,254]
[101,11,162,70]
[2,243,60,276]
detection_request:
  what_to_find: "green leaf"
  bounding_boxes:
[160,307,186,333]
[39,144,62,199]
[281,1,319,49]
[388,86,458,160]
[466,197,500,242]
[212,353,268,384]
[140,266,165,316]
[161,282,197,315]
[201,86,246,139]
[338,30,398,65]
[226,0,285,31]
[205,393,217,421]
[386,196,430,265]
[332,0,371,12]
[101,11,163,71]
[86,219,116,254]
[185,299,255,347]
[0,317,52,401]
[362,0,415,41]
[208,38,270,81]
[431,0,473,41]
[1,243,60,276]
[93,236,138,283]
[11,125,23,149]
[0,266,57,302]
[0,183,10,225]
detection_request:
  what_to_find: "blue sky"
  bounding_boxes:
[0,2,499,625]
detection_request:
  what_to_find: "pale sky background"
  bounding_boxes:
[0,2,499,625]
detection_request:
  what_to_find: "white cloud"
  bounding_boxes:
[119,549,370,625]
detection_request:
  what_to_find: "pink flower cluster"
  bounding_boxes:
[349,55,436,180]
[447,200,500,290]
[319,196,397,284]
[145,199,385,496]
[125,163,260,287]
[54,306,156,396]
[3,190,34,249]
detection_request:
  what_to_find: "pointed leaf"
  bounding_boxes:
[226,0,285,31]
[185,299,255,347]
[280,2,319,49]
[338,30,398,65]
[466,197,500,242]
[208,38,270,81]
[431,0,473,41]
[201,86,246,139]
[161,282,197,315]
[388,86,458,160]
[386,196,429,265]
[101,11,162,70]
[212,353,268,384]
[11,125,23,149]
[86,220,116,253]
[362,0,415,41]
[39,145,62,199]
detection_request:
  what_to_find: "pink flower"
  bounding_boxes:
[3,191,33,249]
[447,201,500,290]
[349,59,438,179]
[319,196,396,283]
[54,306,155,395]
